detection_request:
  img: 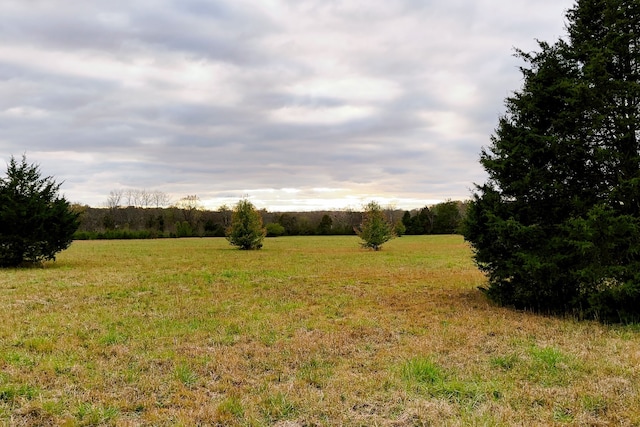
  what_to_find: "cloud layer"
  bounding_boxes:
[0,0,574,210]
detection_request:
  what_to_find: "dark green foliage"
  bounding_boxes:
[274,213,314,235]
[102,214,116,230]
[356,201,395,251]
[431,200,464,234]
[402,202,466,235]
[318,214,333,235]
[276,213,298,235]
[203,219,225,237]
[175,221,193,238]
[464,0,640,321]
[401,211,412,231]
[145,213,165,233]
[403,207,433,235]
[265,222,285,237]
[226,199,266,250]
[73,229,163,240]
[75,205,465,239]
[0,155,80,267]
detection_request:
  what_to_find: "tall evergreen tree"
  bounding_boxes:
[0,155,80,267]
[464,0,640,321]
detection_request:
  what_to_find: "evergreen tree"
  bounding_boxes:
[394,219,406,237]
[432,201,463,234]
[0,155,80,267]
[318,214,333,235]
[226,199,266,250]
[464,0,640,321]
[414,207,434,235]
[357,201,395,251]
[401,211,412,233]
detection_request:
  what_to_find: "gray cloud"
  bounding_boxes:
[0,0,575,210]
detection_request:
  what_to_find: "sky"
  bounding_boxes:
[0,0,575,212]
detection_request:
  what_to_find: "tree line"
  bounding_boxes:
[72,194,469,239]
[0,155,465,266]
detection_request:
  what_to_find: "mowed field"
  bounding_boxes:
[1,236,639,426]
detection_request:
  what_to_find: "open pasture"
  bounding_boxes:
[1,235,639,426]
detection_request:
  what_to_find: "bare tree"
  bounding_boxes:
[150,190,171,208]
[106,189,124,209]
[218,204,232,228]
[384,202,398,223]
[174,195,202,225]
[125,189,146,208]
[107,188,171,209]
[139,189,153,208]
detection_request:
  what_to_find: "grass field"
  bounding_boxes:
[1,235,639,426]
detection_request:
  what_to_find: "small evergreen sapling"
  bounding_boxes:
[226,199,266,250]
[357,201,395,251]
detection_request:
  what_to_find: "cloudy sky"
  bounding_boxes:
[0,0,574,211]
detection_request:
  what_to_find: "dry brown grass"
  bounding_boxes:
[0,235,639,426]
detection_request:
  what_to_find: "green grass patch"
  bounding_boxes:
[298,357,334,389]
[260,392,298,423]
[0,383,39,403]
[175,363,199,388]
[490,353,519,371]
[216,394,244,421]
[526,345,577,386]
[75,402,119,425]
[399,357,497,406]
[401,357,445,385]
[2,351,36,367]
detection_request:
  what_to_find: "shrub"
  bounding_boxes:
[175,221,193,238]
[265,222,285,237]
[0,155,79,267]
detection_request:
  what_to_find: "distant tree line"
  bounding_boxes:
[401,200,469,235]
[72,192,468,239]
